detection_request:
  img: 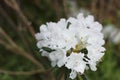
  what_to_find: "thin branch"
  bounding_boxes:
[52,0,60,20]
[0,39,8,46]
[4,0,35,37]
[0,5,16,30]
[0,28,15,45]
[91,0,98,17]
[0,69,44,75]
[17,23,34,54]
[0,6,32,53]
[62,0,68,18]
[0,28,45,71]
[99,0,105,22]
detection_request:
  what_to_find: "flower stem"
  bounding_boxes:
[77,74,83,80]
[77,74,88,80]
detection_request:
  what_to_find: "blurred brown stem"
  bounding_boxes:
[62,0,68,18]
[0,28,45,71]
[91,0,98,17]
[99,0,104,22]
[52,0,60,20]
[0,6,32,54]
[4,0,35,37]
[0,69,44,75]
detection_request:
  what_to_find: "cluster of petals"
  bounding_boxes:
[35,13,105,79]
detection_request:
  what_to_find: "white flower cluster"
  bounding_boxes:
[35,13,105,79]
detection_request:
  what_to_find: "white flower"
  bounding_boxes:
[65,53,86,74]
[69,70,77,79]
[49,49,66,67]
[35,13,105,79]
[35,19,77,50]
[86,45,105,71]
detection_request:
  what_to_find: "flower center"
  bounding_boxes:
[66,40,87,56]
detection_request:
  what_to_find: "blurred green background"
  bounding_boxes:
[0,0,120,80]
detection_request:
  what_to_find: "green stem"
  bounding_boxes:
[77,74,83,80]
[77,74,88,80]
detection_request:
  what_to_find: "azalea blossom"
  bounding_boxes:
[35,13,105,79]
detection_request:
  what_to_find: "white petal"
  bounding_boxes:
[69,70,77,79]
[85,15,94,25]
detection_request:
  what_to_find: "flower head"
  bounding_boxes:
[35,13,105,79]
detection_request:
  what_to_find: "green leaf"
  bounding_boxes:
[64,69,73,80]
[81,74,88,80]
[42,47,55,53]
[67,22,71,29]
[53,66,67,80]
